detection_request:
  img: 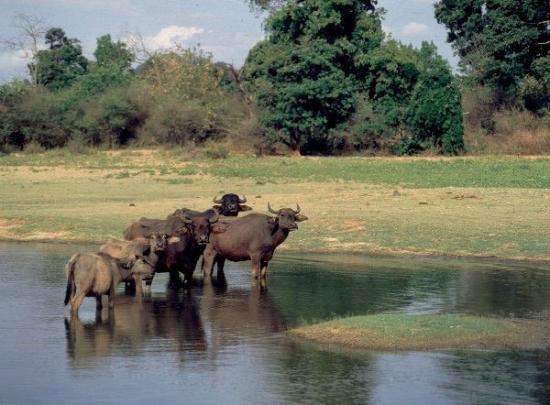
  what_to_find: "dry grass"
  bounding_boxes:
[465,109,550,155]
[1,151,549,261]
[290,314,550,351]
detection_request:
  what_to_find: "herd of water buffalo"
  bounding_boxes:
[64,193,308,315]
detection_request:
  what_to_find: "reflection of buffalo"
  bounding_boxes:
[64,294,207,368]
[64,276,287,369]
[199,275,286,351]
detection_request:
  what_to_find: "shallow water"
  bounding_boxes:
[0,242,549,404]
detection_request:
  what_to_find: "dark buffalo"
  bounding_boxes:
[212,194,252,217]
[202,203,308,282]
[123,210,223,286]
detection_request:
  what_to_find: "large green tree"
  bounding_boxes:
[244,0,463,154]
[243,0,380,153]
[435,0,549,110]
[31,28,88,91]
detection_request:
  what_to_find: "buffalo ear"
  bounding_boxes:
[213,205,222,210]
[211,223,229,234]
[239,204,253,212]
[295,213,308,222]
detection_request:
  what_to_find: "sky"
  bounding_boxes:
[0,0,458,83]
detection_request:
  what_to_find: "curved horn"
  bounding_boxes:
[267,202,279,214]
[295,203,301,213]
[239,195,247,204]
[212,196,223,204]
[182,215,193,224]
[209,211,219,223]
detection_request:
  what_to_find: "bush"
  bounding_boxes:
[24,141,46,154]
[138,98,219,145]
[205,146,229,159]
[75,85,147,146]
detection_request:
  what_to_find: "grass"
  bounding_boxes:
[0,149,549,262]
[290,314,550,351]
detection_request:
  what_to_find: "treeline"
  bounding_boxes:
[1,0,548,156]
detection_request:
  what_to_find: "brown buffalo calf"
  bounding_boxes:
[64,252,153,315]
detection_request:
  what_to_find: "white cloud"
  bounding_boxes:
[382,25,393,35]
[402,22,429,36]
[0,49,29,70]
[414,0,436,4]
[143,25,204,50]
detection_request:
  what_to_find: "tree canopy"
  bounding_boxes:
[243,0,463,154]
[435,0,550,111]
[31,28,88,91]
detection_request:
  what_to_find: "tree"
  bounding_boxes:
[31,28,88,90]
[94,34,134,70]
[1,13,47,86]
[435,0,550,110]
[406,43,464,154]
[243,0,380,153]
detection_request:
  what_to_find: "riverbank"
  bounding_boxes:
[290,314,550,351]
[1,149,549,262]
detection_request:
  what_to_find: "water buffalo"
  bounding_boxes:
[64,252,147,315]
[124,210,224,286]
[99,233,170,295]
[212,194,252,217]
[202,203,308,282]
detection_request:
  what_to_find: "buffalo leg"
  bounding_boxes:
[168,271,182,289]
[108,283,116,309]
[96,295,103,311]
[260,261,269,279]
[70,293,85,315]
[145,277,153,294]
[215,257,226,278]
[201,246,216,281]
[251,254,261,279]
[133,274,143,297]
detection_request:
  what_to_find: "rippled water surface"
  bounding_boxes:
[0,242,549,404]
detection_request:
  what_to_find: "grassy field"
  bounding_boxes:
[0,149,549,262]
[290,314,550,351]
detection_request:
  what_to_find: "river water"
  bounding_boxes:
[0,242,549,404]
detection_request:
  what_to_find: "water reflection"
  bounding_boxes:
[1,242,549,404]
[64,293,207,368]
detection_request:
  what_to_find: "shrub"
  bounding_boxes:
[205,146,229,159]
[24,141,46,154]
[76,85,147,146]
[138,98,215,145]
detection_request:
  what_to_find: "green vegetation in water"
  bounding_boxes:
[290,314,550,351]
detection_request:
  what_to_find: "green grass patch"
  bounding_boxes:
[290,313,549,351]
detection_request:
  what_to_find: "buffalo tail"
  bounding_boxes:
[64,253,79,306]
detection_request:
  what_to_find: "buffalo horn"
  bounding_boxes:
[239,195,247,204]
[267,202,279,214]
[212,196,223,204]
[295,204,301,213]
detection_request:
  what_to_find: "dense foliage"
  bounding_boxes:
[243,0,464,154]
[435,0,549,113]
[0,30,245,152]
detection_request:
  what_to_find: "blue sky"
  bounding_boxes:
[0,0,457,83]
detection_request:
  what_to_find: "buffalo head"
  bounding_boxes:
[213,193,252,216]
[267,203,308,231]
[181,211,220,245]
